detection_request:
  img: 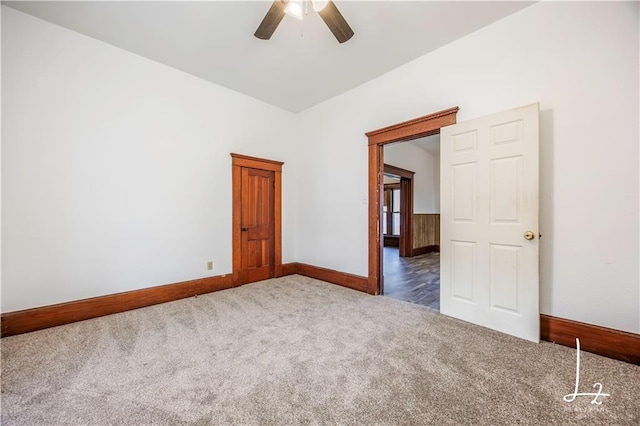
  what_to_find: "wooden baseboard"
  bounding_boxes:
[16,267,635,366]
[1,262,366,338]
[280,262,299,277]
[411,245,439,256]
[1,274,233,338]
[540,314,640,365]
[280,262,368,293]
[383,235,399,248]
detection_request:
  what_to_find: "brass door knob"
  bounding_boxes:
[524,231,535,240]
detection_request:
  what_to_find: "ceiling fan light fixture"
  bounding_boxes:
[255,0,354,43]
[312,0,329,12]
[284,1,303,20]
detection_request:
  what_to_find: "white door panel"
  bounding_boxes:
[441,103,539,342]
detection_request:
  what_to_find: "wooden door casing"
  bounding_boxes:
[366,108,459,295]
[231,154,283,287]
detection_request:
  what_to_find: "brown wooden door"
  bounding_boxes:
[240,167,275,284]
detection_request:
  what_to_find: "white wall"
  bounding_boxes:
[1,7,297,312]
[296,2,640,333]
[3,2,639,335]
[384,142,438,214]
[433,153,440,213]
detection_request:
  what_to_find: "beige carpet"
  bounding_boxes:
[1,275,639,425]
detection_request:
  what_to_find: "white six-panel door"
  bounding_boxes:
[440,103,540,342]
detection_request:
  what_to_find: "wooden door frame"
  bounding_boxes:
[383,164,414,258]
[231,153,284,286]
[365,107,459,295]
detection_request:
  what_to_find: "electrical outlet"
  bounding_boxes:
[207,261,214,271]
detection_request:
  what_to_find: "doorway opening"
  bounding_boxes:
[367,104,541,341]
[382,163,414,258]
[365,107,459,300]
[383,140,441,310]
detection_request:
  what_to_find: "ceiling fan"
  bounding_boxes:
[254,0,354,44]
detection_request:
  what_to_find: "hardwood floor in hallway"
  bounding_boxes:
[382,246,440,310]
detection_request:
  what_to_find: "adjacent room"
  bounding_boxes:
[382,136,441,311]
[2,1,639,424]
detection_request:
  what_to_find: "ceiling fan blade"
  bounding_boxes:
[317,1,354,43]
[254,0,289,40]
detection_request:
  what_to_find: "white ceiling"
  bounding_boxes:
[4,1,534,113]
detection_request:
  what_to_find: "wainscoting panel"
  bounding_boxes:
[413,214,440,250]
